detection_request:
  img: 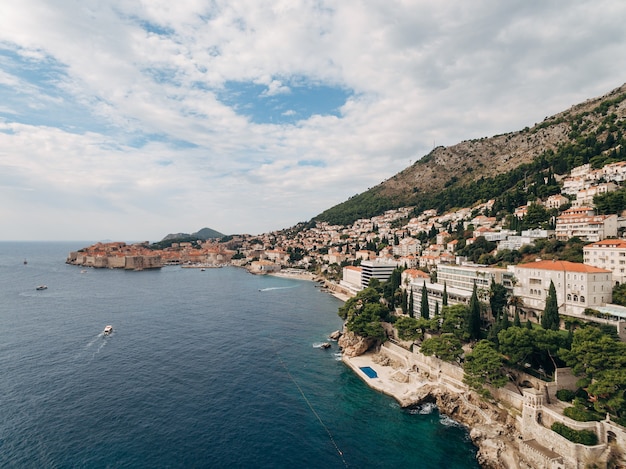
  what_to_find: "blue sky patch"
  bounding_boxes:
[217,80,352,125]
[0,48,113,134]
[297,159,326,167]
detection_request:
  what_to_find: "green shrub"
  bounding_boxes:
[551,422,598,445]
[556,389,575,402]
[563,405,603,422]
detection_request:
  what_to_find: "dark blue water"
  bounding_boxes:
[0,242,479,468]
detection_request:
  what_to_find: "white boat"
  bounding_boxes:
[36,285,47,290]
[103,325,113,335]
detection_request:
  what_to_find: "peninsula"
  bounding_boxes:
[66,240,233,270]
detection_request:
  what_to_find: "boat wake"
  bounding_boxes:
[258,286,298,292]
[75,332,110,361]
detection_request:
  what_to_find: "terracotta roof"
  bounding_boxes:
[586,239,626,249]
[516,259,610,273]
[404,269,429,278]
[345,266,362,272]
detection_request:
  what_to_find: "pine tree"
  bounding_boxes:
[421,281,430,319]
[541,280,560,330]
[468,282,481,340]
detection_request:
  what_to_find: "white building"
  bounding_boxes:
[572,182,618,208]
[555,207,617,241]
[409,280,472,319]
[512,259,612,318]
[392,237,421,257]
[544,194,569,210]
[340,265,363,295]
[583,239,626,285]
[496,229,553,252]
[360,260,398,289]
[436,263,515,300]
[401,268,430,289]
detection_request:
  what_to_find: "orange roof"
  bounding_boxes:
[586,239,626,249]
[516,259,610,273]
[345,266,362,272]
[404,269,429,278]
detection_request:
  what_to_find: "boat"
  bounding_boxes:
[103,325,113,335]
[36,285,47,290]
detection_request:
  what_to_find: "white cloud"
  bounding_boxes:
[0,0,626,240]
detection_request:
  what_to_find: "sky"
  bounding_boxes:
[1,1,626,242]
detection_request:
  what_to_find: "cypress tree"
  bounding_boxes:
[409,290,414,318]
[468,282,481,340]
[500,311,510,330]
[421,281,430,319]
[442,282,448,307]
[541,280,560,330]
[434,301,439,318]
[513,310,521,328]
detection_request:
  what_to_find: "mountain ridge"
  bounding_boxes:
[314,82,626,226]
[161,227,225,242]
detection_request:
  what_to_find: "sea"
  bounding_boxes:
[0,242,480,468]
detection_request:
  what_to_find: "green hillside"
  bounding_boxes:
[315,86,626,226]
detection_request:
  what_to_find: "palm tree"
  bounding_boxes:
[508,295,524,319]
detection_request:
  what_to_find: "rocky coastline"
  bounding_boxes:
[336,330,526,469]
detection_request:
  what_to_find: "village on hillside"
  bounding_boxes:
[69,160,626,326]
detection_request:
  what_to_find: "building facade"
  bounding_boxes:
[555,207,617,241]
[583,238,626,285]
[436,264,515,300]
[512,260,612,318]
[360,260,398,289]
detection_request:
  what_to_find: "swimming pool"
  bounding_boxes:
[360,366,378,378]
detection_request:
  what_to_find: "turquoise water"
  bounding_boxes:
[0,242,479,468]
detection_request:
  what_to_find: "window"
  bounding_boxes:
[567,294,572,301]
[580,296,585,303]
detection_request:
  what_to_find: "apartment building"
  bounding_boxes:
[409,280,472,319]
[436,263,515,301]
[583,239,626,285]
[360,260,399,289]
[555,207,617,241]
[512,259,612,318]
[340,265,363,295]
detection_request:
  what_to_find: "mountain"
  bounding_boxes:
[161,227,225,242]
[315,83,626,226]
